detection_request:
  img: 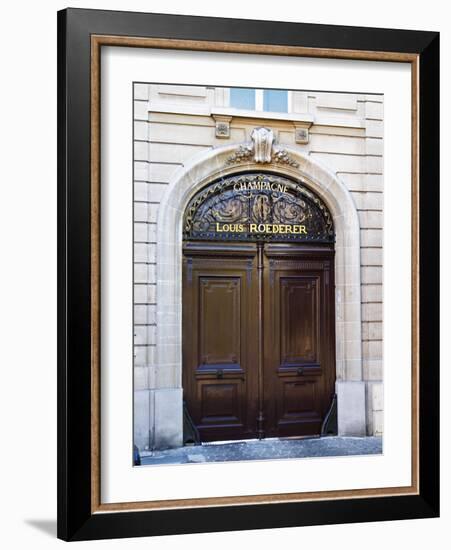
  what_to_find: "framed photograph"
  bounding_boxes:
[57,8,439,541]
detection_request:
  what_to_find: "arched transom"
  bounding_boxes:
[183,173,334,243]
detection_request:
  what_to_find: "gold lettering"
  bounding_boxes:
[234,181,290,195]
[219,221,308,236]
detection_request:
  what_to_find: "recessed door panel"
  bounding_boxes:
[199,381,242,424]
[280,277,319,366]
[199,277,241,368]
[277,380,323,435]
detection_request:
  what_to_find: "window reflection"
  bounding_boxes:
[263,90,288,113]
[230,88,288,113]
[230,88,255,110]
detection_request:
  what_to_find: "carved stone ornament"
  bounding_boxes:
[183,173,334,243]
[251,127,274,162]
[226,126,299,167]
[225,144,253,165]
[213,114,232,139]
[272,148,300,167]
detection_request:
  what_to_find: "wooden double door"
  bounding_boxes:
[182,241,336,442]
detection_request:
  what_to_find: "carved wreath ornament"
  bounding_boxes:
[226,127,299,168]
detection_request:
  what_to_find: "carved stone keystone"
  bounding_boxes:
[251,127,274,163]
[225,127,300,168]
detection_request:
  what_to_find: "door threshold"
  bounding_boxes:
[201,435,322,446]
[202,439,262,446]
[279,435,322,441]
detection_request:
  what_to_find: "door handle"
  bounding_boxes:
[216,369,224,379]
[297,367,304,376]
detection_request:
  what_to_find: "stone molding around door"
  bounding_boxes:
[152,143,366,448]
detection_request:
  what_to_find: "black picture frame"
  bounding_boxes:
[57,7,439,541]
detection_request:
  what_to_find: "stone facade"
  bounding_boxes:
[133,84,384,451]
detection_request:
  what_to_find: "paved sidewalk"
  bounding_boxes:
[140,436,382,466]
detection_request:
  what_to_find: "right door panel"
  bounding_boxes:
[263,245,336,437]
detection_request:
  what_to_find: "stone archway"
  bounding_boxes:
[153,142,365,449]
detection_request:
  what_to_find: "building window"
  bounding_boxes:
[230,88,289,113]
[230,88,256,110]
[263,89,288,113]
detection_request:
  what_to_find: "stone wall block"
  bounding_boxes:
[134,222,157,243]
[363,340,383,360]
[134,161,149,181]
[134,202,149,222]
[134,100,148,120]
[336,381,366,436]
[364,101,384,120]
[361,247,383,266]
[361,284,382,303]
[134,83,150,101]
[148,163,182,183]
[152,389,183,450]
[365,137,383,155]
[134,181,149,202]
[372,410,384,436]
[365,120,384,138]
[362,303,383,322]
[361,266,383,284]
[362,321,383,340]
[134,120,148,141]
[372,382,384,411]
[358,210,383,229]
[134,264,149,284]
[149,142,212,164]
[360,229,383,247]
[134,345,147,366]
[351,191,383,210]
[134,141,148,161]
[134,366,149,390]
[364,359,383,380]
[134,283,156,304]
[134,389,151,451]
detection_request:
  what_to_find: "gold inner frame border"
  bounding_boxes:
[90,34,419,514]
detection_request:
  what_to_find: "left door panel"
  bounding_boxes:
[182,243,258,442]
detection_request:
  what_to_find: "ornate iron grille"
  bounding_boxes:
[183,173,334,243]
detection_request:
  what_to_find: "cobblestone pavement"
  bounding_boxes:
[139,436,382,466]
